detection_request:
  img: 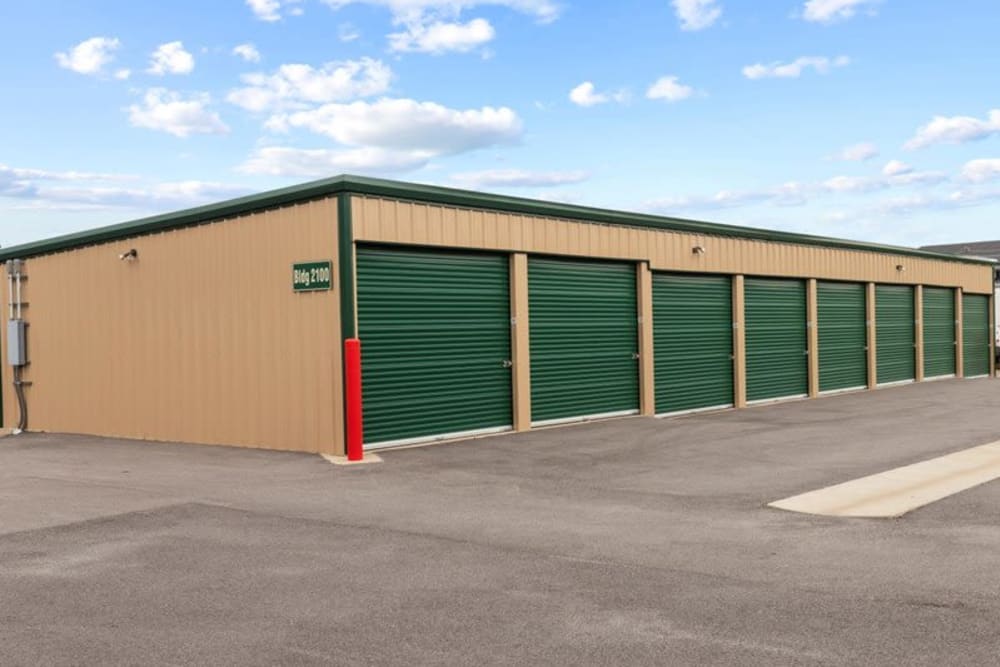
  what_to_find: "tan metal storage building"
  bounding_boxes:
[0,175,994,455]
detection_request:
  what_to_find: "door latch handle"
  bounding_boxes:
[501,360,513,368]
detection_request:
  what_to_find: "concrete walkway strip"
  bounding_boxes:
[769,441,1000,518]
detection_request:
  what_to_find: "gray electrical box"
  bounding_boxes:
[8,319,26,366]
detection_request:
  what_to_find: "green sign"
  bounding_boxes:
[293,261,333,292]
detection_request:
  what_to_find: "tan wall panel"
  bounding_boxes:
[955,288,964,379]
[1,277,10,428]
[509,253,531,431]
[866,282,877,389]
[637,262,655,416]
[353,197,994,293]
[915,285,925,382]
[807,278,819,398]
[732,275,747,408]
[2,198,342,453]
[989,294,997,378]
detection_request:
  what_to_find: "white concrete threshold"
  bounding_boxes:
[769,440,1000,518]
[322,453,383,466]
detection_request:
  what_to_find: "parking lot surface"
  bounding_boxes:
[3,378,1000,665]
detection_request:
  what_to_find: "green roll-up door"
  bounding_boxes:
[963,294,991,377]
[875,285,915,384]
[817,281,868,392]
[923,286,956,378]
[529,257,638,424]
[357,246,512,447]
[652,273,733,414]
[745,278,807,402]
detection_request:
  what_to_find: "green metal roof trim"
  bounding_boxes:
[0,174,993,266]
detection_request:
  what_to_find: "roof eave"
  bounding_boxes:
[0,173,993,267]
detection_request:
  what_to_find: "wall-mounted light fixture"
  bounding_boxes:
[119,248,138,262]
[895,264,905,272]
[692,245,706,255]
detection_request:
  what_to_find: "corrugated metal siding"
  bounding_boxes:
[352,196,994,293]
[963,294,991,377]
[0,199,342,453]
[817,282,867,392]
[922,286,956,378]
[356,246,512,446]
[745,278,808,401]
[875,285,916,384]
[652,273,733,413]
[528,257,638,423]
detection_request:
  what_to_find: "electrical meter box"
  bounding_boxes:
[8,319,26,366]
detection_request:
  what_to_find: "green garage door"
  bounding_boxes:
[745,278,808,402]
[875,285,915,384]
[963,293,990,378]
[652,273,733,414]
[357,246,512,447]
[923,287,956,379]
[529,257,638,424]
[817,281,868,392]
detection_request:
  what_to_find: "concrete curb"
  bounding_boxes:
[321,453,382,466]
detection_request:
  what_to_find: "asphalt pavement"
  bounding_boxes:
[3,378,1000,665]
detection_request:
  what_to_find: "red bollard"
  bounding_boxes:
[344,338,364,461]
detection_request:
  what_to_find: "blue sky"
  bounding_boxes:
[2,0,1000,248]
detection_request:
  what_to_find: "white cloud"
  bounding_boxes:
[127,89,230,138]
[961,159,1000,183]
[742,55,849,79]
[646,164,952,214]
[246,0,305,21]
[671,0,722,31]
[389,18,495,53]
[247,0,281,21]
[451,169,590,188]
[646,76,695,102]
[904,109,1000,150]
[831,142,878,162]
[532,189,583,204]
[267,98,522,155]
[873,187,1000,217]
[321,0,560,24]
[339,22,361,41]
[824,170,946,192]
[114,68,131,80]
[0,163,133,198]
[801,0,880,23]
[882,160,912,176]
[569,81,607,107]
[646,189,775,213]
[321,1,558,51]
[227,58,391,112]
[39,181,251,208]
[147,41,195,75]
[232,43,262,63]
[771,181,811,206]
[709,190,773,207]
[887,170,947,186]
[0,164,134,183]
[0,163,244,213]
[239,146,431,176]
[823,175,886,194]
[55,37,120,76]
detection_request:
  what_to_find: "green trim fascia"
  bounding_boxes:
[0,174,993,267]
[338,193,356,341]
